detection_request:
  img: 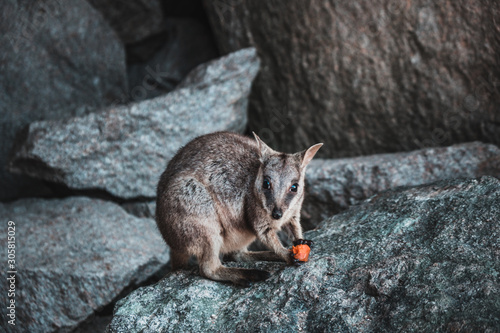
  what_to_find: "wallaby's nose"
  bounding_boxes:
[272,207,282,220]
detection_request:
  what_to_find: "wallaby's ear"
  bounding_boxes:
[252,132,274,158]
[299,143,323,168]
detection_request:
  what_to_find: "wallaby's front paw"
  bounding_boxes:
[289,239,313,265]
[288,253,306,266]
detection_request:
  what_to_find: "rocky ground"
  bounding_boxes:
[106,177,500,332]
[0,197,169,333]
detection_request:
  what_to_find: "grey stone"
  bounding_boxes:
[0,0,128,201]
[106,176,500,332]
[204,0,500,158]
[86,0,164,44]
[121,201,156,219]
[302,141,500,229]
[127,18,218,101]
[72,315,113,333]
[0,197,169,333]
[9,48,260,199]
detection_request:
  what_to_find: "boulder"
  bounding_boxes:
[0,0,127,201]
[121,201,156,219]
[86,0,164,44]
[203,0,500,158]
[127,18,219,101]
[9,48,260,199]
[302,141,500,229]
[106,176,500,332]
[0,197,169,333]
[73,315,114,333]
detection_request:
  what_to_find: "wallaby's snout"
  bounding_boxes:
[272,207,283,220]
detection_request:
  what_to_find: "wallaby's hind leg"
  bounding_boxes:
[225,250,285,263]
[245,251,285,262]
[198,240,271,287]
[170,250,190,270]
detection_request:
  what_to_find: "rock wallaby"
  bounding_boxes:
[156,131,322,286]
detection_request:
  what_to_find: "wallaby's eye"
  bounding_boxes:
[290,183,299,192]
[263,179,271,190]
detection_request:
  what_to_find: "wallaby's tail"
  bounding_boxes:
[204,265,271,287]
[199,246,270,287]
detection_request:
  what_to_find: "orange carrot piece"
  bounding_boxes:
[291,244,311,262]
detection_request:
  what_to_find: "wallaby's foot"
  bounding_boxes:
[289,239,313,265]
[200,261,271,287]
[170,250,191,270]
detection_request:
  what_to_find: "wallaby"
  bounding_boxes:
[156,131,322,286]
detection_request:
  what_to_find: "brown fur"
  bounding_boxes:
[156,131,322,286]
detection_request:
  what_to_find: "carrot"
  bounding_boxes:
[291,244,311,262]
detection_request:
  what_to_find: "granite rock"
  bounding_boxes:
[106,176,500,332]
[127,18,218,101]
[204,0,500,157]
[9,48,260,199]
[86,0,164,44]
[302,141,500,229]
[121,201,156,219]
[0,0,128,201]
[0,197,169,333]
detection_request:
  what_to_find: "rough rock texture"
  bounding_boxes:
[0,0,127,201]
[127,18,218,101]
[106,176,500,332]
[122,201,156,219]
[9,48,260,199]
[73,315,114,333]
[0,197,169,333]
[86,0,164,44]
[204,0,500,157]
[302,141,500,229]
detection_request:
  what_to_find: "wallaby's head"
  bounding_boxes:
[252,132,323,222]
